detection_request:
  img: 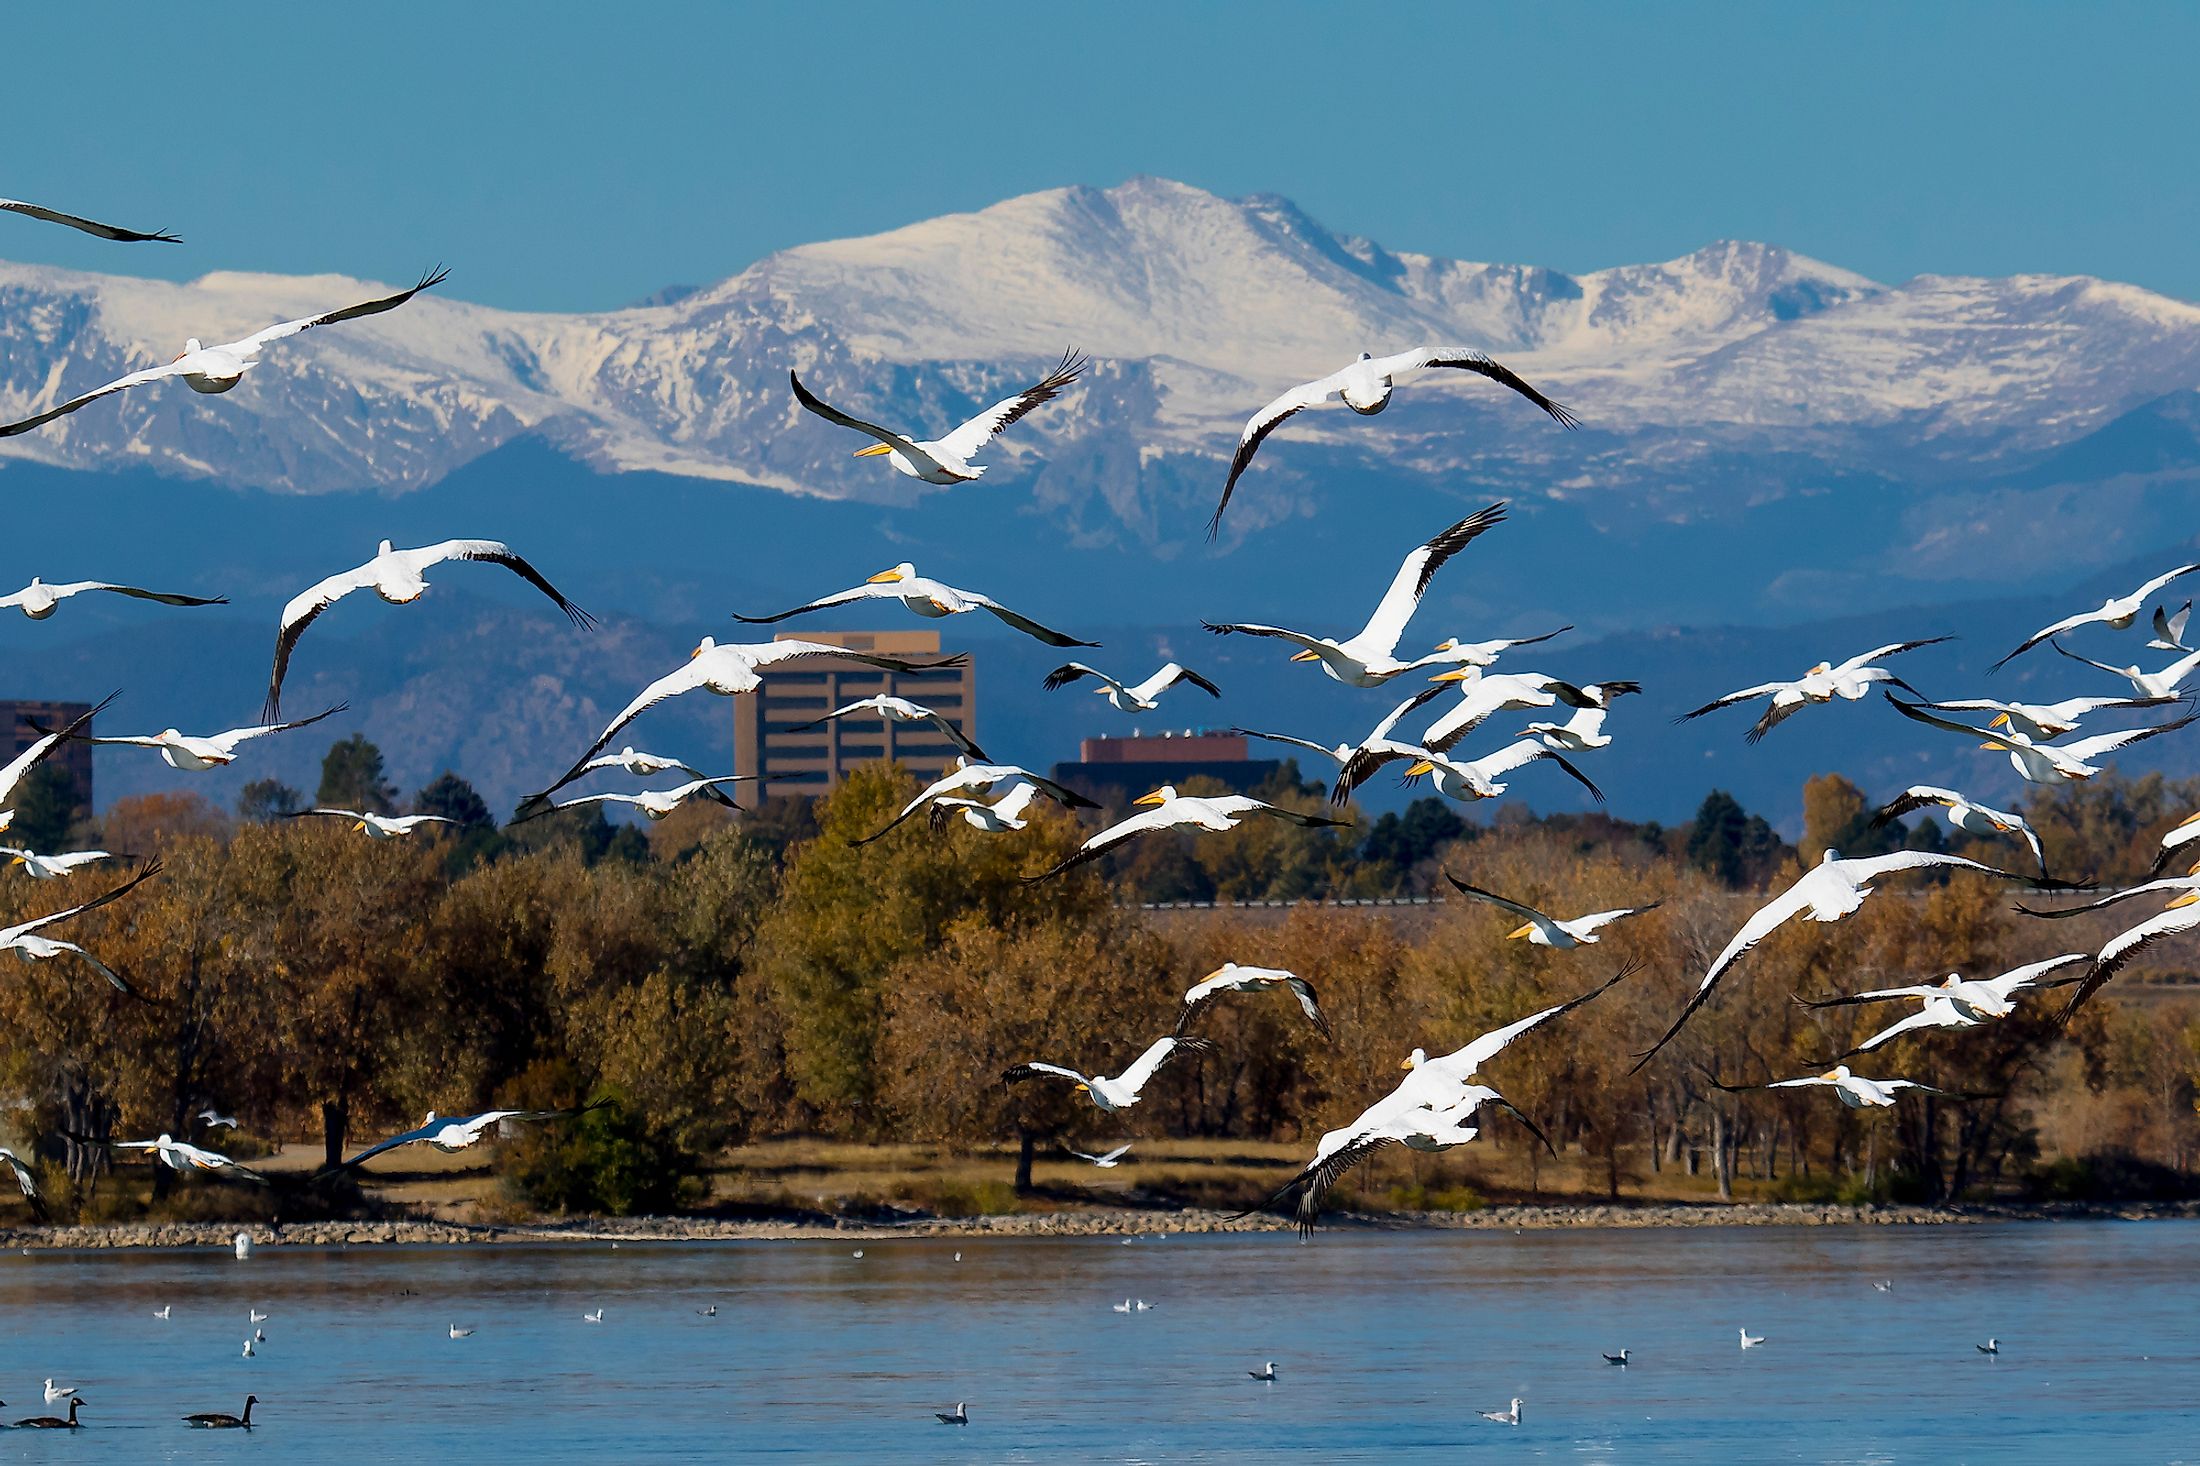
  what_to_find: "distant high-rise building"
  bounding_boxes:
[0,698,94,818]
[1051,730,1282,808]
[730,631,975,808]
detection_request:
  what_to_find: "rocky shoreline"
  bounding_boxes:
[6,1199,2197,1250]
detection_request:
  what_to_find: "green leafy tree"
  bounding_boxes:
[9,765,79,852]
[235,778,304,823]
[413,771,493,828]
[317,734,397,814]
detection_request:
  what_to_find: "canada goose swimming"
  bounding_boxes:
[182,1395,257,1429]
[13,1397,84,1428]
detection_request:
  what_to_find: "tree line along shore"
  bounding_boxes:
[1,734,2197,1229]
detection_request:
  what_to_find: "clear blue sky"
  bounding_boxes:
[8,3,2193,310]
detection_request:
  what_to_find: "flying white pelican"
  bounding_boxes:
[1992,562,2200,669]
[1210,350,1575,533]
[283,809,457,839]
[1421,674,1638,750]
[1229,687,1448,774]
[790,695,987,760]
[568,747,711,781]
[182,1396,256,1430]
[855,759,1096,845]
[2,195,178,243]
[1334,737,1604,810]
[736,563,1094,648]
[1801,954,2090,1054]
[924,778,1059,835]
[1042,661,1221,711]
[1477,1398,1523,1426]
[323,1102,603,1173]
[2151,601,2192,652]
[1002,1035,1213,1113]
[1635,849,2070,1069]
[1714,1065,1960,1109]
[110,1134,264,1180]
[1520,701,1624,752]
[1885,695,2197,785]
[1176,963,1330,1039]
[198,1109,239,1129]
[1252,968,1627,1232]
[1065,1143,1134,1168]
[2014,878,2200,1020]
[0,577,225,620]
[1204,505,1508,686]
[1678,638,1948,743]
[0,848,114,880]
[47,703,343,771]
[1910,693,2177,741]
[1442,872,1659,948]
[0,1147,44,1219]
[2147,809,2200,876]
[520,776,753,823]
[0,696,112,826]
[2049,639,2200,699]
[0,863,161,998]
[0,268,449,440]
[266,538,592,716]
[1867,786,2046,872]
[790,349,1084,483]
[935,1402,969,1426]
[541,638,966,799]
[1418,625,1572,673]
[1023,786,1349,882]
[1740,1329,1765,1349]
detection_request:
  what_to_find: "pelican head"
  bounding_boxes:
[2166,890,2200,910]
[1823,1066,1851,1082]
[866,563,914,584]
[1428,667,1474,684]
[1073,1082,1089,1094]
[1506,923,1537,940]
[853,443,894,459]
[1989,712,2011,728]
[690,636,717,659]
[175,338,203,361]
[1404,759,1436,777]
[1399,1047,1428,1071]
[1203,964,1234,982]
[1289,649,1323,663]
[1133,786,1176,808]
[1807,661,1832,676]
[1820,848,1841,865]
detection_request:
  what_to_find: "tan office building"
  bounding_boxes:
[730,631,975,807]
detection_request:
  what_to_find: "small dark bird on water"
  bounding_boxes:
[1603,1350,1630,1365]
[1978,1338,2000,1356]
[935,1403,967,1426]
[1250,1361,1277,1381]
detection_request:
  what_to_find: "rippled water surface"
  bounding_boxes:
[0,1222,2194,1462]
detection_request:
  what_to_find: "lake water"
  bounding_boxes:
[0,1222,2194,1462]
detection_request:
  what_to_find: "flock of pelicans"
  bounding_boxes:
[0,189,2195,1431]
